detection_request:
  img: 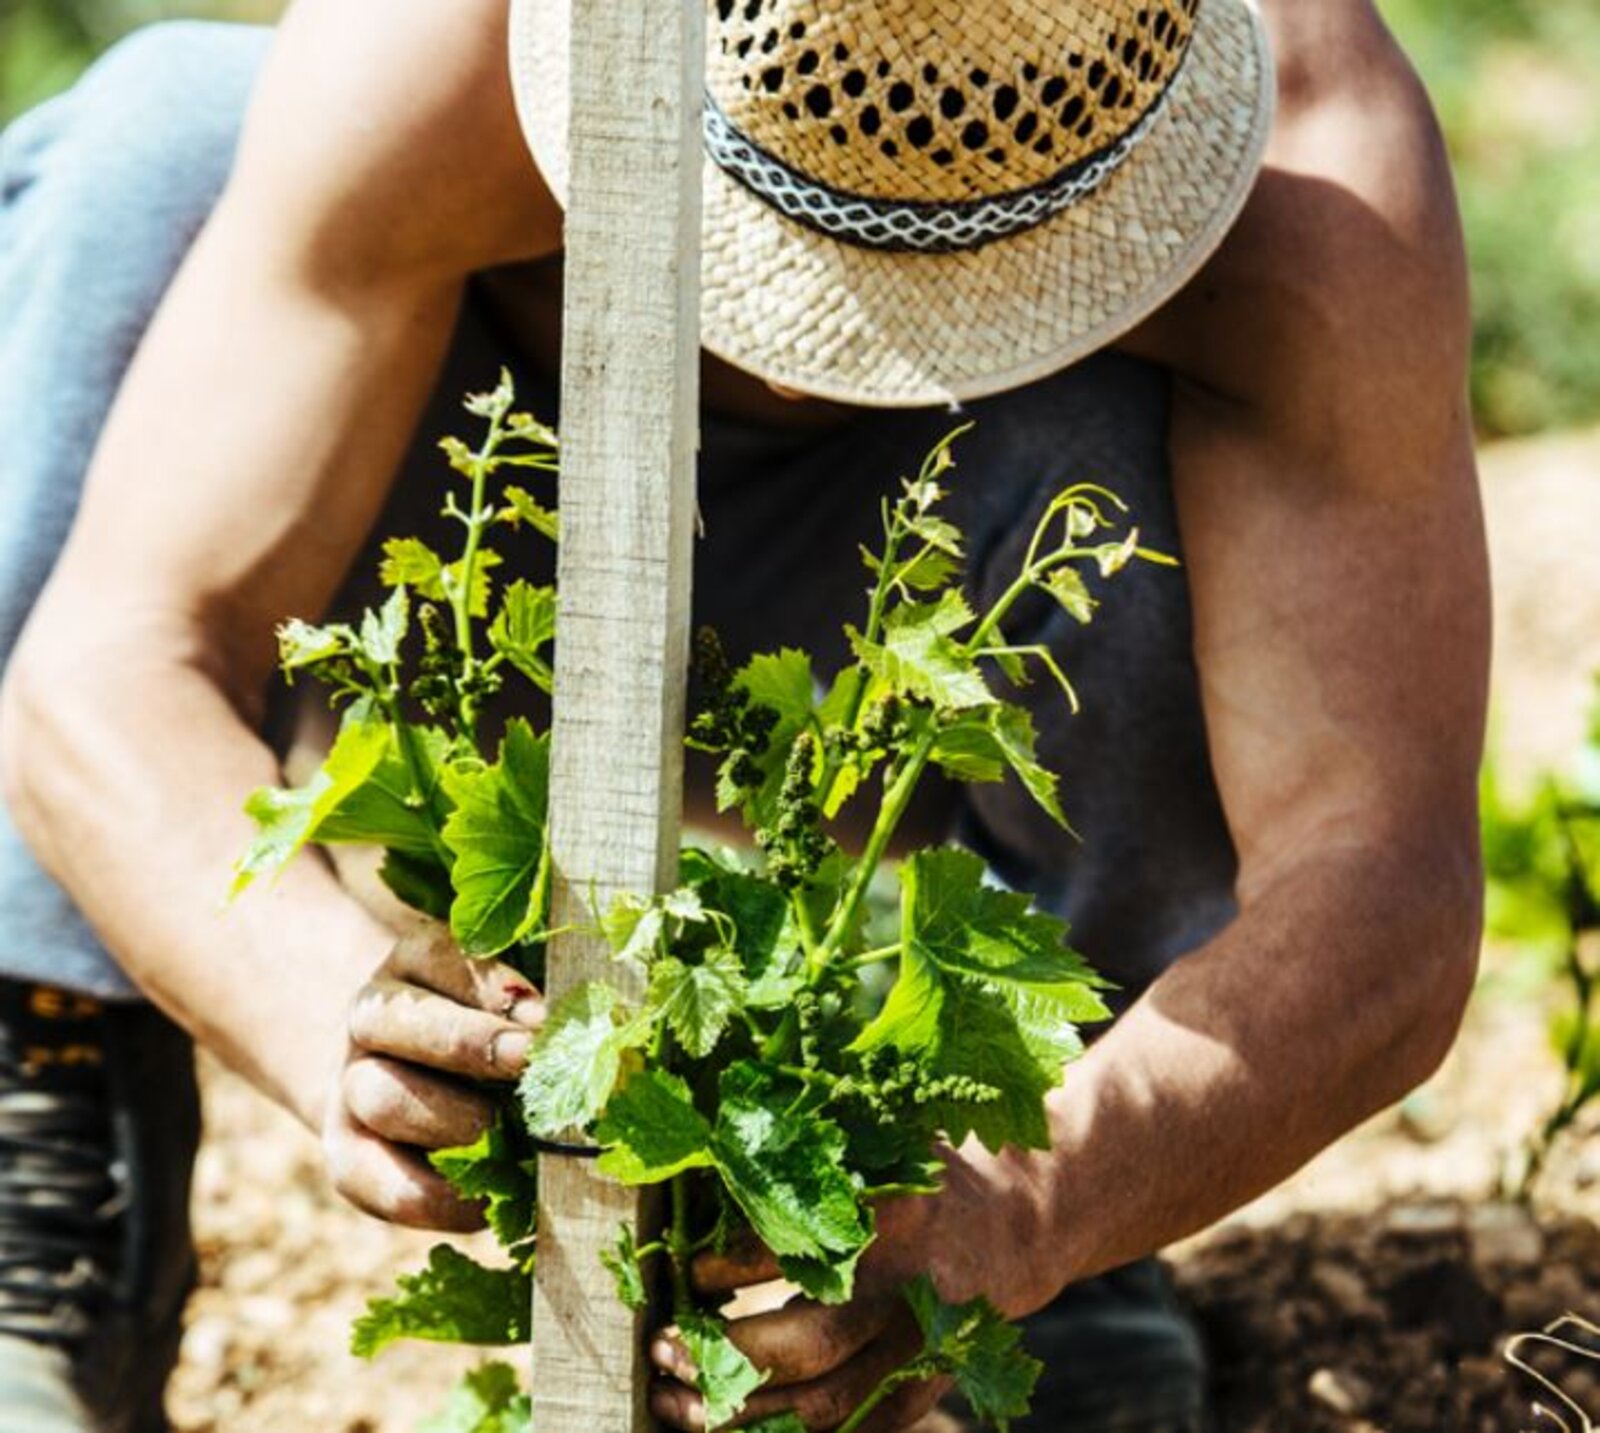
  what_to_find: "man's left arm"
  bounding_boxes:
[649,26,1489,1429]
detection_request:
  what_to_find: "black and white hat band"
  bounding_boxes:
[702,45,1192,256]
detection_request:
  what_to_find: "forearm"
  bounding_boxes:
[1,198,465,1126]
[1034,834,1480,1286]
[3,652,389,1127]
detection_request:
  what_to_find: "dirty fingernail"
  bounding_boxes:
[489,1029,531,1071]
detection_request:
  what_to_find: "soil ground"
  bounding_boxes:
[165,431,1600,1432]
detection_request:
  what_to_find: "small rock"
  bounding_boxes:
[1397,1088,1456,1144]
[1574,1140,1600,1189]
[1309,1367,1375,1417]
[1383,1202,1463,1241]
[1310,1260,1381,1322]
[180,1315,230,1375]
[236,1294,295,1332]
[1469,1202,1546,1267]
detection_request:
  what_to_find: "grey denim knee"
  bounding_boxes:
[0,23,270,998]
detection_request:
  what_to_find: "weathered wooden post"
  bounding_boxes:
[531,0,704,1430]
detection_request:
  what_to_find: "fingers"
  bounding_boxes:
[342,1054,496,1150]
[348,975,532,1082]
[389,920,545,1026]
[649,1294,894,1425]
[692,1240,783,1294]
[651,1318,924,1431]
[724,1295,889,1388]
[323,1104,486,1233]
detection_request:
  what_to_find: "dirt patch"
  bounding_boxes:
[1175,1203,1600,1433]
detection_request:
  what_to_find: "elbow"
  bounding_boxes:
[0,637,69,860]
[1383,829,1483,1096]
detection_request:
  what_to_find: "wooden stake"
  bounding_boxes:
[532,1,703,1430]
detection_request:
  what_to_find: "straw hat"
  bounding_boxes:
[509,0,1274,408]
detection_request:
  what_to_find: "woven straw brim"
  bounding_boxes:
[511,0,1274,409]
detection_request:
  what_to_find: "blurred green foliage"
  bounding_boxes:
[2,0,1597,437]
[0,0,275,122]
[1381,0,1600,437]
[1481,684,1600,1199]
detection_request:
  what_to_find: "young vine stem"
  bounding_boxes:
[815,500,906,811]
[668,1175,693,1318]
[812,514,1096,970]
[815,721,938,971]
[834,1367,920,1433]
[449,405,505,739]
[367,659,453,866]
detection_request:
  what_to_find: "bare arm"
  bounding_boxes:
[649,12,1490,1427]
[0,0,557,1217]
[1039,4,1487,1273]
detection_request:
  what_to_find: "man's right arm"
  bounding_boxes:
[0,0,558,1222]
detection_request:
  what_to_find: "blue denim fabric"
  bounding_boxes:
[0,24,273,999]
[0,22,1236,1004]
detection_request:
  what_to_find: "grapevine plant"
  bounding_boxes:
[1483,688,1600,1204]
[235,372,1170,1432]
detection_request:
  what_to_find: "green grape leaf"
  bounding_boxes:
[855,938,946,1053]
[359,586,410,666]
[351,1246,529,1358]
[694,863,803,1008]
[851,592,993,712]
[900,849,1104,1002]
[924,980,1058,1152]
[864,542,961,594]
[441,434,481,473]
[678,1314,766,1430]
[419,1364,530,1433]
[234,722,386,893]
[380,538,502,618]
[931,706,1067,828]
[442,551,502,620]
[852,850,1109,1151]
[648,948,747,1058]
[708,1064,870,1271]
[905,507,965,558]
[778,1244,869,1306]
[663,888,708,922]
[600,1223,649,1312]
[501,485,560,540]
[234,718,446,896]
[594,1069,713,1185]
[851,947,1056,1151]
[903,1275,1041,1431]
[1043,567,1097,625]
[277,617,356,675]
[744,1417,807,1433]
[738,648,816,733]
[929,721,1007,784]
[518,982,641,1139]
[602,897,666,966]
[441,719,550,956]
[1002,985,1088,1073]
[724,649,818,820]
[234,781,341,898]
[378,849,455,921]
[429,1120,538,1250]
[380,537,447,598]
[314,723,452,852]
[986,704,1069,829]
[489,581,557,692]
